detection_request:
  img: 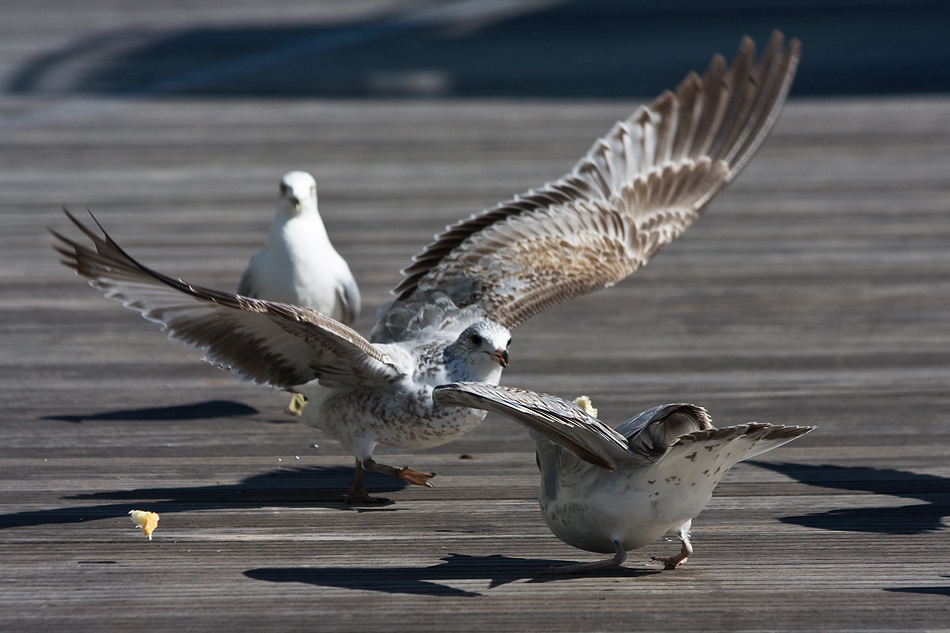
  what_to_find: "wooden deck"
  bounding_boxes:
[2,26,950,631]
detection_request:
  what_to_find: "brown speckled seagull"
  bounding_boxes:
[50,32,799,503]
[433,382,814,572]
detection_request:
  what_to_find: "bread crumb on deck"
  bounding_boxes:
[129,510,159,540]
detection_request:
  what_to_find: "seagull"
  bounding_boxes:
[238,171,360,325]
[433,382,814,572]
[237,170,361,414]
[50,32,800,503]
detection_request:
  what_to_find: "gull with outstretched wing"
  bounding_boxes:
[51,32,799,503]
[434,382,814,572]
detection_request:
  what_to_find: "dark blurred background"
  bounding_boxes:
[5,0,949,99]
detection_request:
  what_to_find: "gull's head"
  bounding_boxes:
[279,171,318,217]
[444,321,512,382]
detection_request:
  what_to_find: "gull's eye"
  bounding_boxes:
[470,333,483,346]
[507,338,512,347]
[311,186,316,194]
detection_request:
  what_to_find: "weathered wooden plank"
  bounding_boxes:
[2,88,950,632]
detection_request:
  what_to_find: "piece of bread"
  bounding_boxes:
[572,395,598,418]
[128,510,159,540]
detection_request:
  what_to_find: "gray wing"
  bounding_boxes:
[51,208,404,390]
[381,32,800,334]
[433,382,631,470]
[612,403,713,459]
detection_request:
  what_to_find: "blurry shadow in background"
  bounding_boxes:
[8,0,950,98]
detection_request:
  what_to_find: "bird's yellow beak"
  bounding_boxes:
[492,348,509,368]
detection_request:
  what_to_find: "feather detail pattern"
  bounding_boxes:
[383,32,800,333]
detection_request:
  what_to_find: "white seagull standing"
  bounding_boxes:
[237,171,361,414]
[238,171,360,326]
[50,33,800,503]
[433,382,814,572]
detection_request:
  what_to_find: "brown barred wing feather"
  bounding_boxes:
[51,208,404,390]
[386,32,800,332]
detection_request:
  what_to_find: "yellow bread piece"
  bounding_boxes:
[572,395,597,418]
[128,510,159,540]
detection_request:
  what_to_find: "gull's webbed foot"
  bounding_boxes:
[395,466,435,488]
[651,540,693,569]
[344,486,390,505]
[362,458,435,488]
[344,459,391,504]
[285,392,307,416]
[545,540,627,574]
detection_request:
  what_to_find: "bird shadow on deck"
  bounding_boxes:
[884,576,950,598]
[245,553,662,597]
[0,466,406,530]
[749,462,950,535]
[885,587,950,597]
[41,399,260,424]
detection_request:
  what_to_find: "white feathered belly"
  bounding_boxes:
[540,469,716,554]
[302,386,488,452]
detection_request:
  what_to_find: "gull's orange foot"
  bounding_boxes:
[396,467,435,487]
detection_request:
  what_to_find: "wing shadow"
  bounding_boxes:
[884,586,950,597]
[885,576,950,597]
[245,552,661,597]
[748,462,950,535]
[42,399,259,423]
[0,466,405,530]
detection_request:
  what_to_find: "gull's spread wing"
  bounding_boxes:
[51,208,404,390]
[383,32,800,334]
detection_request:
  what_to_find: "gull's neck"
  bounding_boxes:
[271,199,329,244]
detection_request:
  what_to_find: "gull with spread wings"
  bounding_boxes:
[51,32,800,503]
[434,382,814,572]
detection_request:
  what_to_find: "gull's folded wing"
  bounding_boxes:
[433,382,631,470]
